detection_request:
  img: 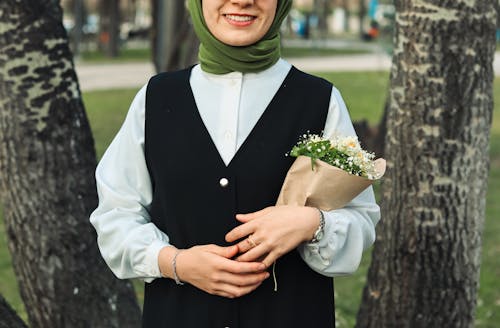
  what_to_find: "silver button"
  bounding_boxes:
[219,178,229,187]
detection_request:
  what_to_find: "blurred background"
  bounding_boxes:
[1,1,499,327]
[61,0,395,65]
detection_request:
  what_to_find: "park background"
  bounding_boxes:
[0,0,498,327]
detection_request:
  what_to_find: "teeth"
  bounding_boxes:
[225,14,254,22]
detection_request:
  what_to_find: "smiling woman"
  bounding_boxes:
[89,0,381,327]
[188,0,292,74]
[202,0,277,46]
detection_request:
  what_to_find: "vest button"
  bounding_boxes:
[219,178,229,188]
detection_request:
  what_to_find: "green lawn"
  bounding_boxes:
[281,46,371,58]
[79,47,152,63]
[78,45,370,64]
[0,71,498,327]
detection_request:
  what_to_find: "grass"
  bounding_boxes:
[77,44,370,64]
[475,101,500,326]
[316,71,389,124]
[78,47,152,63]
[82,89,138,156]
[281,46,371,58]
[0,205,26,321]
[0,71,498,327]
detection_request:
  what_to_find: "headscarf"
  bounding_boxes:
[187,0,292,74]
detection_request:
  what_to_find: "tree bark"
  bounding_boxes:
[359,0,367,38]
[314,0,330,37]
[0,294,26,328]
[98,0,120,57]
[151,0,199,72]
[69,0,85,58]
[0,1,141,327]
[356,1,496,327]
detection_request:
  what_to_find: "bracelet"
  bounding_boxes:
[309,208,325,244]
[172,249,184,285]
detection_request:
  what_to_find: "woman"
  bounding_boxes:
[90,0,380,327]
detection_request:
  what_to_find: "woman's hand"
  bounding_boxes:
[225,206,321,267]
[159,245,269,299]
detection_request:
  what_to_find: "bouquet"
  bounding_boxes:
[276,134,386,211]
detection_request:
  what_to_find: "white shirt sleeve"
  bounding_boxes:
[89,85,170,283]
[90,74,380,282]
[296,86,381,276]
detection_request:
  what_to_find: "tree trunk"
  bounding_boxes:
[342,0,350,32]
[359,0,367,37]
[356,1,496,327]
[496,0,500,28]
[151,0,199,72]
[0,294,26,328]
[314,0,330,37]
[70,0,85,58]
[0,1,141,327]
[98,0,120,57]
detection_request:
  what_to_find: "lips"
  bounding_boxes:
[223,13,257,26]
[224,14,256,22]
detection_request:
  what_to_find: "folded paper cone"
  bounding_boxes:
[276,156,386,211]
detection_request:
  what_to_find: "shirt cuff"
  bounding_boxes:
[300,210,350,267]
[142,239,171,282]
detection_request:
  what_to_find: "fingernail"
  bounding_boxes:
[265,273,270,279]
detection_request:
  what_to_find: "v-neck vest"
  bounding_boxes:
[143,66,334,328]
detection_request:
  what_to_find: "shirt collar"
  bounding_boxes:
[195,58,292,84]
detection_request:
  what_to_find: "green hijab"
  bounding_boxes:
[187,0,292,74]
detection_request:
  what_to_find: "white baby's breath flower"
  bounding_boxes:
[290,133,380,179]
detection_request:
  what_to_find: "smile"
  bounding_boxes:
[224,14,256,23]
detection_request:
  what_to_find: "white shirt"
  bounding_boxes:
[89,59,380,283]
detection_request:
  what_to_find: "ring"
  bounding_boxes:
[246,235,257,248]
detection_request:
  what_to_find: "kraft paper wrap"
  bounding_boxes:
[276,156,386,211]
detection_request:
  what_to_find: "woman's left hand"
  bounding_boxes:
[225,206,320,267]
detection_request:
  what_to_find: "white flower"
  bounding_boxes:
[291,133,380,179]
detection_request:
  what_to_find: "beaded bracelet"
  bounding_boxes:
[172,249,184,285]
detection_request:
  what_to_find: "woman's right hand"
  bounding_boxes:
[158,245,269,299]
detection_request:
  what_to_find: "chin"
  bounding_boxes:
[221,37,259,47]
[213,31,262,47]
[228,40,254,47]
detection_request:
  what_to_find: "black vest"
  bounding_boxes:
[143,66,334,328]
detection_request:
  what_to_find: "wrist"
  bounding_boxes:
[172,249,185,285]
[158,246,178,279]
[308,208,325,244]
[158,246,186,285]
[301,206,321,242]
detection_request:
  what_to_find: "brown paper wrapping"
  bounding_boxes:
[276,156,386,211]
